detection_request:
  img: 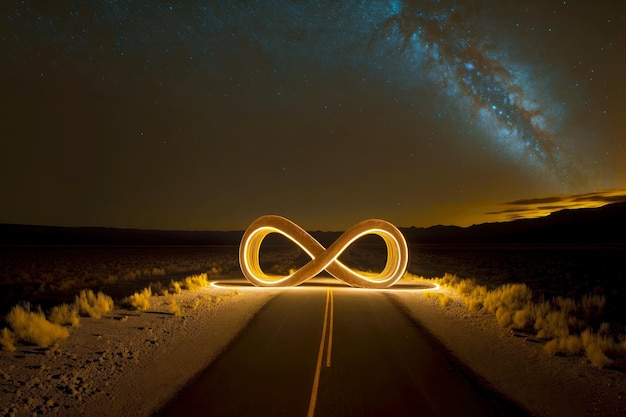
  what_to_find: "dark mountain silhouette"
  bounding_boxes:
[403,200,626,244]
[0,224,242,246]
[1,201,625,246]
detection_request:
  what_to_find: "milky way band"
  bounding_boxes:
[239,215,408,288]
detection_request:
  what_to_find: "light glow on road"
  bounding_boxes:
[209,277,440,293]
[239,215,409,289]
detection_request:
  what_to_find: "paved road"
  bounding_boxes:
[158,287,529,417]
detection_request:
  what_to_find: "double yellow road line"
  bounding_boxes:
[307,287,334,417]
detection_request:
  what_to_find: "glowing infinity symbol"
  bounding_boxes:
[239,215,408,289]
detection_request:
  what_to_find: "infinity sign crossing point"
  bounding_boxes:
[239,215,408,289]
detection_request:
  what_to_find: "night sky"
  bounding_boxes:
[2,1,625,231]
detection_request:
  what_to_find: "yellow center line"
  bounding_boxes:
[326,288,334,368]
[307,287,334,417]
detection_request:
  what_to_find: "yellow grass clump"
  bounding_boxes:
[168,298,182,317]
[151,267,166,276]
[75,289,114,318]
[582,294,606,321]
[149,281,169,296]
[423,291,452,308]
[534,309,570,339]
[439,294,452,308]
[423,291,438,301]
[125,287,152,311]
[169,280,182,294]
[49,303,80,327]
[483,283,533,328]
[166,272,215,295]
[0,328,16,352]
[581,329,614,368]
[182,273,210,291]
[544,335,584,356]
[6,304,69,348]
[512,308,532,329]
[431,273,626,368]
[435,274,534,328]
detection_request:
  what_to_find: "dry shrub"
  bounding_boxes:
[530,301,551,334]
[104,275,118,284]
[466,297,484,312]
[50,303,80,327]
[437,273,460,288]
[483,283,532,314]
[151,267,166,276]
[544,335,584,356]
[125,287,152,311]
[75,289,114,318]
[423,292,452,308]
[431,274,626,368]
[6,304,69,348]
[581,329,613,368]
[465,286,487,311]
[122,271,138,281]
[513,307,533,329]
[598,322,611,337]
[483,284,532,328]
[581,294,605,322]
[53,278,77,292]
[435,274,487,312]
[585,343,611,368]
[456,278,475,295]
[439,294,452,308]
[432,275,472,302]
[183,273,210,291]
[149,281,169,296]
[555,296,576,314]
[169,298,182,317]
[495,307,513,327]
[0,328,16,352]
[169,280,182,294]
[535,310,569,339]
[423,291,439,300]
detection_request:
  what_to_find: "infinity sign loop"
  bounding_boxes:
[239,215,408,288]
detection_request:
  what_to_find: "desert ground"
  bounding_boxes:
[1,245,625,416]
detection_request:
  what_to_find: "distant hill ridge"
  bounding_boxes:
[403,200,626,244]
[1,201,625,246]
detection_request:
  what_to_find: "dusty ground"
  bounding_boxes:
[1,279,625,417]
[0,285,279,417]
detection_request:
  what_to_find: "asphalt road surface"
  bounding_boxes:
[158,287,529,417]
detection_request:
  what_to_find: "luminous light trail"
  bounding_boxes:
[238,215,408,289]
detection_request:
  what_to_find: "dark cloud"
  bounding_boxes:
[485,207,536,215]
[506,197,564,206]
[572,194,626,203]
[537,205,570,211]
[486,189,626,223]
